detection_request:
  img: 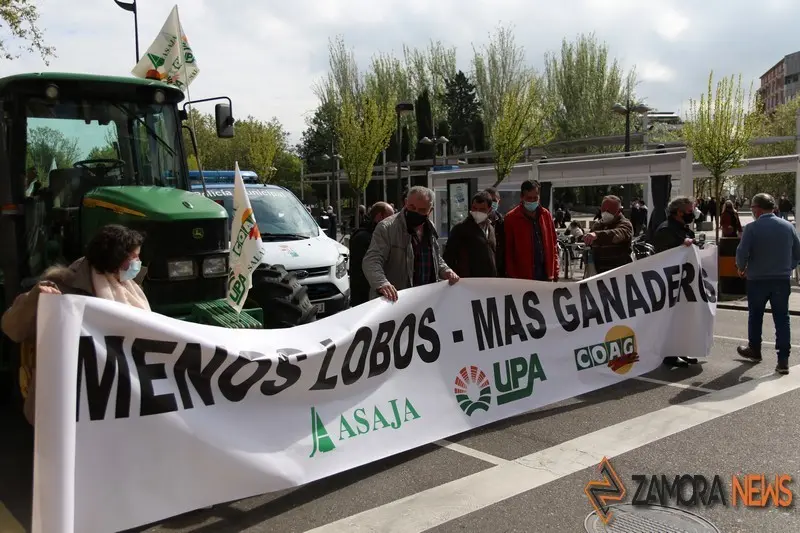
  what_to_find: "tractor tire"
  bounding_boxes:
[249,264,317,328]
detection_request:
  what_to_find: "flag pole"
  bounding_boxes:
[114,0,140,63]
[174,6,205,192]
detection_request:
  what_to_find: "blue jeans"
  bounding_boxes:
[747,278,791,360]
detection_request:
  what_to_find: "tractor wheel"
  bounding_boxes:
[249,264,317,328]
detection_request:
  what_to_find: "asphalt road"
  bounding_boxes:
[2,306,799,533]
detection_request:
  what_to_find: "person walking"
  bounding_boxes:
[779,194,793,221]
[652,196,701,368]
[504,180,559,282]
[583,195,634,275]
[485,187,506,277]
[720,200,742,238]
[362,186,459,302]
[735,193,800,375]
[443,191,497,278]
[348,202,394,306]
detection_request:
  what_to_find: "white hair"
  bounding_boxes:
[407,185,434,203]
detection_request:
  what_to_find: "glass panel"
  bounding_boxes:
[207,187,320,239]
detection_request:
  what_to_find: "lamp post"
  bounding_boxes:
[322,153,342,220]
[419,136,450,168]
[612,101,651,156]
[299,156,305,201]
[395,101,414,204]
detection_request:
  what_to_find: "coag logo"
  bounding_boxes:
[454,365,492,416]
[574,325,639,375]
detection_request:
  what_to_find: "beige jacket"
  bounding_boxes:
[1,258,146,425]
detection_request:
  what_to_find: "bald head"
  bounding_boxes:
[368,202,394,225]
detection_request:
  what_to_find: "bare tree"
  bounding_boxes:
[683,72,761,242]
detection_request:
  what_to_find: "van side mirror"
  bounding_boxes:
[215,104,235,138]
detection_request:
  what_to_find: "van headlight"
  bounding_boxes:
[203,257,227,277]
[335,255,348,279]
[167,259,196,279]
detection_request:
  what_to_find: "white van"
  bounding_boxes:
[194,177,350,318]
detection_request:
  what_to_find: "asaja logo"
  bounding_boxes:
[309,398,421,458]
[455,354,547,416]
[454,366,492,416]
[574,325,639,374]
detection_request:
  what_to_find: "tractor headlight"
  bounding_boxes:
[203,256,227,277]
[335,254,348,279]
[167,259,196,279]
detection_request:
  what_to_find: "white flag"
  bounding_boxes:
[131,5,199,90]
[226,162,265,313]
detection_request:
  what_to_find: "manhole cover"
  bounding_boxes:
[585,504,720,532]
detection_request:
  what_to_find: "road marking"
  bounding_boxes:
[632,376,715,393]
[434,440,509,466]
[307,365,800,533]
[0,503,25,533]
[713,334,800,350]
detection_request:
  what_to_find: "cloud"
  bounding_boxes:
[3,0,799,145]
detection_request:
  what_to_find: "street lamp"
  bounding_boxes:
[395,101,414,204]
[322,153,342,220]
[419,136,450,167]
[612,101,650,155]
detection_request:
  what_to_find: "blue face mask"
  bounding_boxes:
[120,259,142,282]
[491,201,499,212]
[524,201,539,212]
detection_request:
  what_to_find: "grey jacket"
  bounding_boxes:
[362,210,450,299]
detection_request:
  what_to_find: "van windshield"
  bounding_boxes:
[205,187,319,240]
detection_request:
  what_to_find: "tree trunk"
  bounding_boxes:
[353,193,361,229]
[713,174,722,246]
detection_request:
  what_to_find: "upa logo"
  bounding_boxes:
[574,325,639,375]
[454,365,492,416]
[454,354,547,416]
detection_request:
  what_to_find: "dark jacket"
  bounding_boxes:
[489,210,506,277]
[348,223,375,306]
[588,215,634,273]
[653,217,695,254]
[443,216,497,278]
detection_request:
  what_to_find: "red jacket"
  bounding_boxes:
[504,204,559,280]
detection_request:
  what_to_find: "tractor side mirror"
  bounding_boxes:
[215,104,235,138]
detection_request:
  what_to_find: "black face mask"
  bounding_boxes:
[682,212,695,224]
[404,209,428,229]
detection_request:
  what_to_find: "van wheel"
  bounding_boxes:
[249,264,318,328]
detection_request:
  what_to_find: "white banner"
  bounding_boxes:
[33,246,718,533]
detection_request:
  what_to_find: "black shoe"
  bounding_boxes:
[663,356,689,368]
[682,357,699,365]
[737,345,762,362]
[776,360,790,375]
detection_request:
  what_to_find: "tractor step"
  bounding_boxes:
[190,300,264,329]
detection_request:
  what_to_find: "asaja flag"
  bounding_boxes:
[131,5,199,90]
[227,162,265,313]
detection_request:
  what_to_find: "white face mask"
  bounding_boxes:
[570,227,582,237]
[693,208,702,219]
[470,211,489,224]
[601,211,615,223]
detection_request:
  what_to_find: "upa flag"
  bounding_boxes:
[226,162,265,313]
[131,5,199,90]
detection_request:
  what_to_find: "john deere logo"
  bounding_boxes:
[574,325,640,375]
[454,366,492,416]
[192,228,204,240]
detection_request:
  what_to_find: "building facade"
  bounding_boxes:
[759,51,800,113]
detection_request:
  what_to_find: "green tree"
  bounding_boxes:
[544,33,635,145]
[683,72,761,242]
[337,87,395,227]
[404,40,457,125]
[492,75,554,185]
[1,0,55,63]
[297,102,338,173]
[415,89,434,161]
[471,24,530,144]
[441,70,482,153]
[25,126,80,184]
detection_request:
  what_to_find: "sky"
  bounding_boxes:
[5,0,800,146]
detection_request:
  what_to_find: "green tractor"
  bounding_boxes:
[0,72,316,410]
